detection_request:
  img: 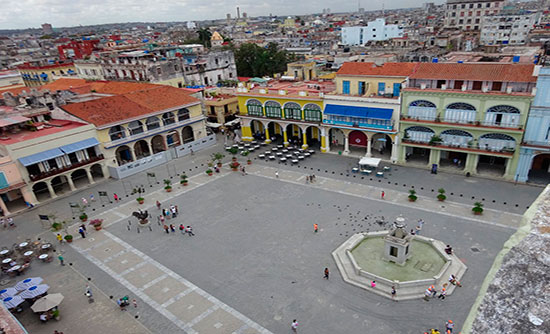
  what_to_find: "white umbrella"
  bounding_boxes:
[3,295,24,309]
[19,284,50,299]
[31,293,64,313]
[14,277,43,291]
[0,287,18,299]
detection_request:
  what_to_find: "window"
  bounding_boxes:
[265,101,282,118]
[472,81,483,90]
[146,117,160,131]
[162,112,176,125]
[303,104,322,122]
[358,81,366,95]
[157,68,162,75]
[178,108,190,121]
[492,82,502,91]
[246,99,263,116]
[342,81,350,94]
[284,102,302,120]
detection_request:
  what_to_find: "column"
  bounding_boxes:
[0,196,10,216]
[283,129,289,147]
[464,153,478,175]
[504,157,515,180]
[101,164,109,179]
[321,128,329,153]
[301,131,308,149]
[21,187,37,206]
[46,182,57,199]
[264,125,271,144]
[148,141,154,155]
[428,149,441,167]
[241,119,253,141]
[344,133,350,155]
[86,169,95,184]
[390,136,398,163]
[366,136,372,157]
[515,149,532,182]
[67,176,77,191]
[129,147,137,161]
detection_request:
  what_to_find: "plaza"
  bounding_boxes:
[0,138,542,333]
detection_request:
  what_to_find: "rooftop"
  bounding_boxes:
[239,80,335,99]
[0,118,87,145]
[337,62,418,77]
[409,63,537,83]
[38,78,161,96]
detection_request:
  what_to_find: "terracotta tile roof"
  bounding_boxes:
[93,81,160,95]
[0,85,29,96]
[61,86,199,127]
[39,78,160,95]
[39,78,88,91]
[409,63,537,82]
[337,62,418,77]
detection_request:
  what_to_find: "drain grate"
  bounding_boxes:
[471,247,480,253]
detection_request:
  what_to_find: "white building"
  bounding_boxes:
[444,0,505,31]
[341,19,403,46]
[480,11,539,46]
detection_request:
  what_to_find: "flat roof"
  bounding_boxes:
[0,119,87,145]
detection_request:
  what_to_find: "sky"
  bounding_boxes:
[0,0,443,30]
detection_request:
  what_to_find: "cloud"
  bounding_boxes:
[0,0,436,30]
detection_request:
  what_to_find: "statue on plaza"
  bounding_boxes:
[132,210,149,225]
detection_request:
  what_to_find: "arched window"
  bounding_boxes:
[485,105,521,128]
[408,100,437,120]
[109,125,126,141]
[127,120,144,136]
[487,105,520,114]
[162,112,175,126]
[264,101,282,118]
[409,100,436,108]
[444,103,476,123]
[284,102,302,120]
[440,129,473,147]
[479,133,516,151]
[303,103,322,122]
[178,108,190,121]
[404,126,435,143]
[446,103,476,111]
[246,99,263,116]
[146,116,160,131]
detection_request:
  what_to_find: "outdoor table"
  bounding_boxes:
[286,154,293,158]
[18,242,28,249]
[280,158,287,162]
[225,146,232,150]
[383,166,391,171]
[8,265,20,272]
[258,154,265,159]
[352,168,359,173]
[244,143,250,147]
[298,156,305,160]
[282,149,288,153]
[254,145,260,149]
[265,151,271,155]
[41,244,51,250]
[232,144,239,148]
[376,172,384,177]
[0,249,9,256]
[294,151,301,156]
[23,251,33,257]
[2,258,12,264]
[276,152,283,156]
[271,147,278,151]
[277,145,283,148]
[361,170,372,175]
[304,153,311,157]
[38,254,49,262]
[237,146,244,150]
[291,159,299,164]
[260,142,267,146]
[269,155,276,160]
[308,150,315,154]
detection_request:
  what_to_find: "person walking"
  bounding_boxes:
[56,233,63,244]
[163,225,169,234]
[186,226,194,236]
[291,320,299,332]
[391,286,397,301]
[113,193,119,202]
[156,201,161,210]
[78,227,86,239]
[90,194,95,202]
[82,197,88,207]
[371,280,376,288]
[132,299,138,308]
[324,267,329,279]
[438,287,447,300]
[381,191,385,199]
[445,320,454,333]
[170,224,175,233]
[58,255,64,266]
[179,224,185,234]
[313,223,318,233]
[275,171,279,178]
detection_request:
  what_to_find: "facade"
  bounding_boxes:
[57,40,99,60]
[17,62,77,87]
[444,0,505,31]
[480,11,539,46]
[398,63,536,180]
[61,85,207,169]
[285,61,318,81]
[515,67,550,183]
[205,94,239,125]
[74,58,105,80]
[341,19,403,46]
[0,70,24,88]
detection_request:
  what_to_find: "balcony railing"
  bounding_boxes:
[400,115,523,130]
[29,154,104,182]
[402,139,515,155]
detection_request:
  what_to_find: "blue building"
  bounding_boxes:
[516,67,550,183]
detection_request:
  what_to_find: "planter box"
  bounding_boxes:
[137,200,144,204]
[94,225,102,231]
[165,188,172,192]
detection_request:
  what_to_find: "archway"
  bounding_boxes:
[115,145,133,166]
[485,105,521,127]
[71,169,89,189]
[146,116,161,131]
[404,126,435,144]
[286,123,303,147]
[134,140,150,159]
[127,120,144,136]
[109,125,126,141]
[181,126,194,144]
[250,120,265,140]
[349,130,367,147]
[32,182,50,202]
[90,164,104,181]
[267,122,283,144]
[305,126,321,148]
[528,154,550,184]
[151,135,166,153]
[329,128,345,152]
[162,112,176,126]
[370,133,392,159]
[51,175,70,196]
[167,131,181,147]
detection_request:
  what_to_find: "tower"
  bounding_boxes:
[236,7,240,20]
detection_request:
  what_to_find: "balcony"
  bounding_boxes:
[29,154,104,182]
[400,115,524,131]
[401,139,515,156]
[323,118,394,130]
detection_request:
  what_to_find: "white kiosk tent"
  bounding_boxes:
[359,157,381,168]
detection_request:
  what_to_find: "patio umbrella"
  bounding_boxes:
[19,284,49,299]
[31,293,64,313]
[3,295,24,309]
[14,277,43,291]
[0,287,18,299]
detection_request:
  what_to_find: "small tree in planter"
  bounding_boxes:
[89,219,104,231]
[408,189,417,202]
[472,202,484,215]
[228,147,239,161]
[205,169,213,176]
[229,161,240,171]
[64,234,73,243]
[132,187,144,204]
[437,188,446,201]
[164,179,172,192]
[51,222,63,231]
[79,212,88,222]
[212,152,225,167]
[136,196,144,204]
[429,135,442,146]
[180,174,188,186]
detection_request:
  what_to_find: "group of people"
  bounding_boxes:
[155,201,194,236]
[424,320,454,334]
[305,174,316,184]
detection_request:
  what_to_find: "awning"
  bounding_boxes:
[19,148,64,167]
[324,104,392,120]
[359,157,381,167]
[59,137,99,154]
[224,119,240,126]
[206,122,222,128]
[0,116,29,127]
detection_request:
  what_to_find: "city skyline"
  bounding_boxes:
[0,0,443,30]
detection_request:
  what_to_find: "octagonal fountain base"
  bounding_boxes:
[332,231,467,301]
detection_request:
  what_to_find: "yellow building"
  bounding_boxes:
[285,61,318,80]
[205,93,239,125]
[17,62,77,87]
[236,80,335,151]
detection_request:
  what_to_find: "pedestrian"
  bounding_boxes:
[90,194,95,202]
[171,206,176,219]
[324,267,329,279]
[312,174,316,182]
[132,299,138,308]
[156,201,161,210]
[170,224,175,233]
[58,255,64,266]
[275,171,279,178]
[78,227,86,238]
[381,191,385,199]
[80,223,87,232]
[446,320,454,333]
[175,205,179,214]
[56,233,63,244]
[0,218,5,229]
[179,224,185,234]
[163,225,169,234]
[82,197,88,207]
[449,274,462,287]
[7,217,14,227]
[438,287,447,300]
[241,166,246,176]
[85,285,92,297]
[160,215,165,224]
[190,149,194,155]
[186,226,194,236]
[415,225,422,235]
[305,176,309,184]
[430,285,437,298]
[410,229,416,235]
[391,286,397,301]
[314,223,318,233]
[371,280,376,288]
[291,319,298,332]
[113,193,119,202]
[418,219,424,228]
[423,288,431,301]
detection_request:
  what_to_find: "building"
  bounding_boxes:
[211,31,224,48]
[205,93,239,125]
[322,62,417,161]
[0,70,24,88]
[237,80,334,151]
[480,10,539,46]
[341,19,404,46]
[285,61,318,81]
[444,0,505,31]
[398,63,536,180]
[57,39,99,60]
[17,62,76,87]
[515,66,550,183]
[41,23,53,35]
[74,57,105,80]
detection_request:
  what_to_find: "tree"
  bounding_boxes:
[234,43,296,77]
[196,28,212,47]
